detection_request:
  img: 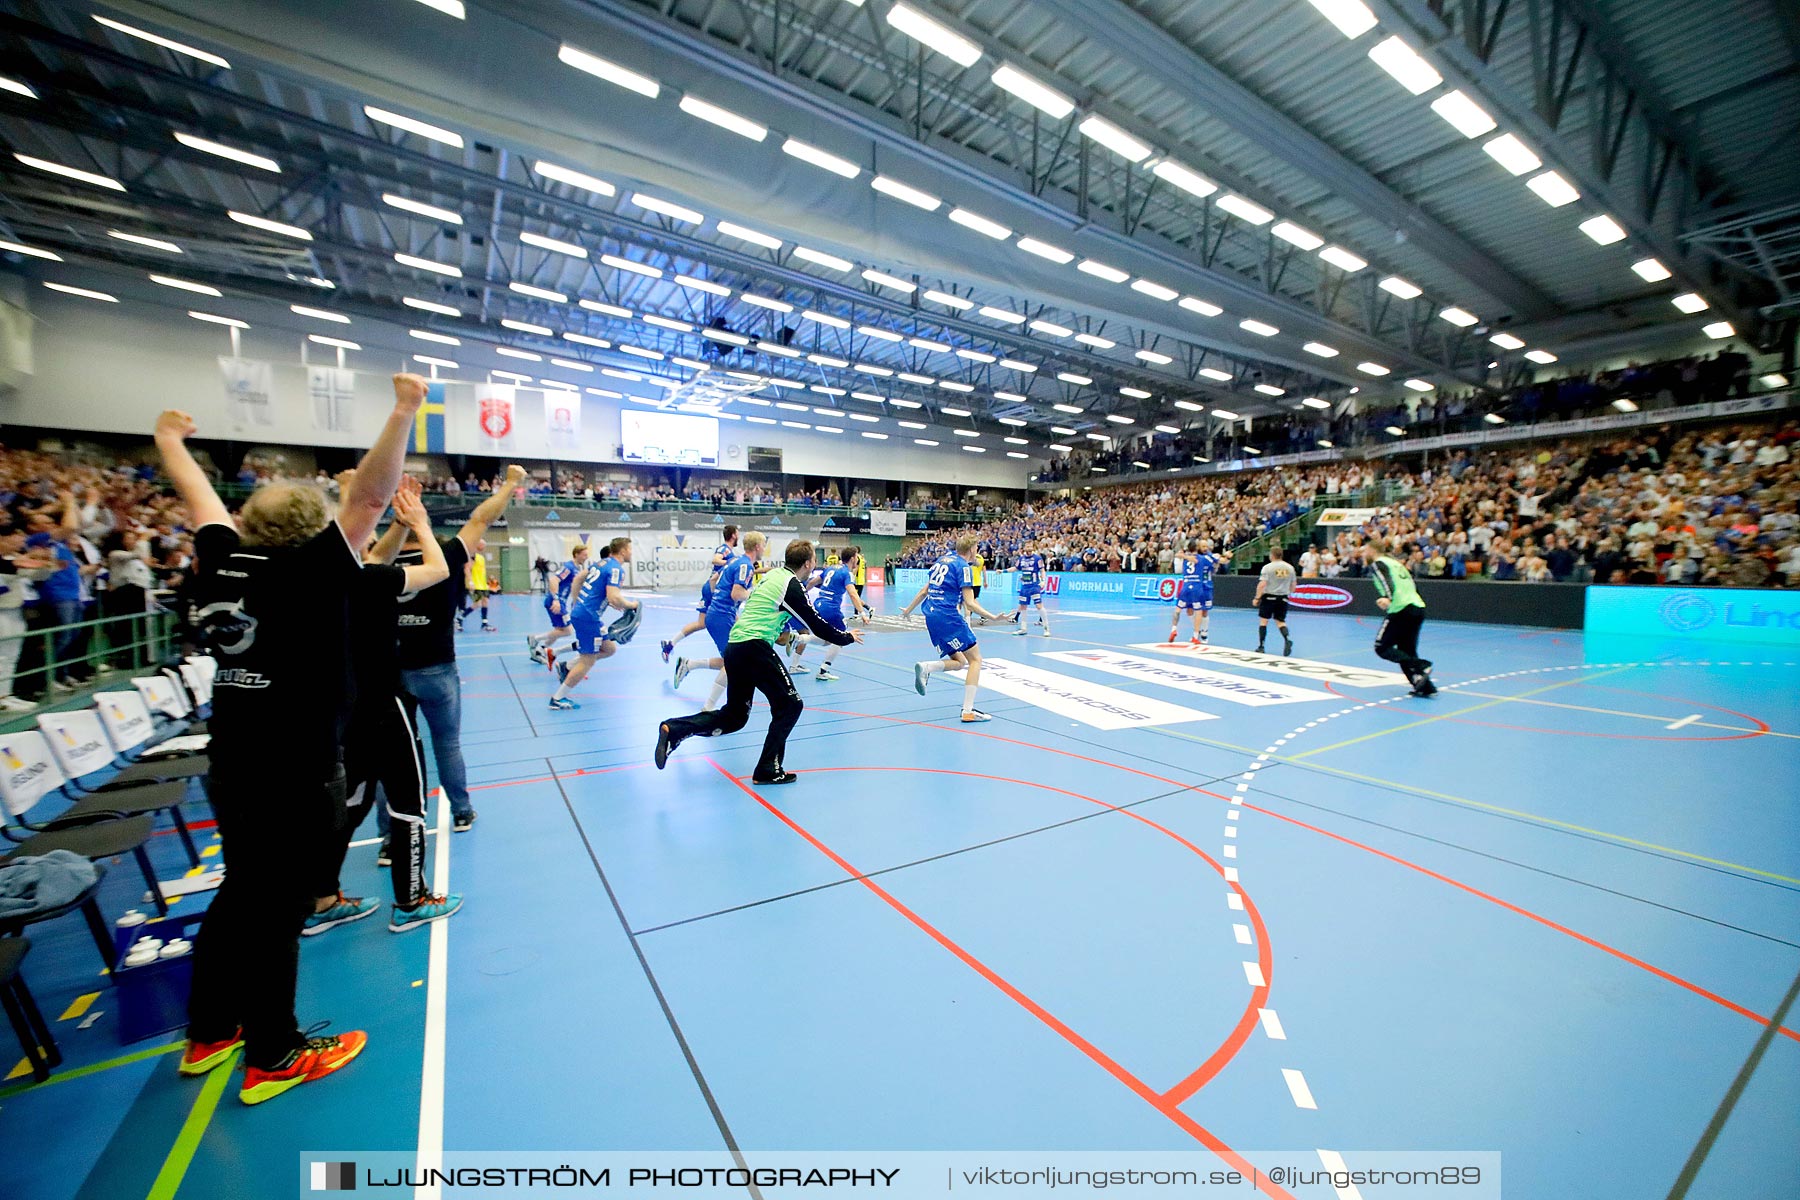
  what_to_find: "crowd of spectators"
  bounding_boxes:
[1040,347,1772,480]
[898,465,1381,572]
[0,447,197,711]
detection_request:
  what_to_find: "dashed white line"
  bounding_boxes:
[1258,1008,1287,1040]
[1223,845,1238,859]
[1666,713,1702,730]
[1223,866,1239,882]
[1224,826,1238,838]
[1233,923,1252,945]
[1227,891,1244,910]
[1315,1150,1364,1200]
[1243,961,1267,987]
[1281,1067,1318,1109]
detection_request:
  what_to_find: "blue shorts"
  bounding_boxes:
[1016,587,1043,607]
[1176,584,1214,612]
[705,609,735,656]
[925,611,977,658]
[570,611,613,655]
[783,613,807,636]
[815,606,848,634]
[544,596,570,627]
[696,581,713,614]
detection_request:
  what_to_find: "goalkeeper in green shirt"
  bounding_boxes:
[655,539,864,784]
[1362,536,1436,696]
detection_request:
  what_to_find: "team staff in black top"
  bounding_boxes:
[306,476,461,936]
[165,373,423,1106]
[371,464,523,838]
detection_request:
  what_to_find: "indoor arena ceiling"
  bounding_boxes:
[0,0,1794,450]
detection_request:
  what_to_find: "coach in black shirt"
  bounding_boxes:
[161,374,422,1105]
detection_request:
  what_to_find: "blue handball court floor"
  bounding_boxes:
[4,582,1796,1200]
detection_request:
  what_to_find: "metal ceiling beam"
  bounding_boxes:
[1022,0,1555,320]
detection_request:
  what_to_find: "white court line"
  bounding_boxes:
[1242,961,1266,987]
[349,831,437,849]
[1315,1149,1365,1199]
[1282,1067,1318,1109]
[1258,1008,1287,1040]
[414,795,454,1200]
[1233,924,1252,945]
[1227,892,1243,910]
[1223,845,1237,858]
[1666,713,1702,730]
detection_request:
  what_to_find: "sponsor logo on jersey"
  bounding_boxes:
[1289,583,1355,610]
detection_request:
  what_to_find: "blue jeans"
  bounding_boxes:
[46,598,81,682]
[397,661,472,822]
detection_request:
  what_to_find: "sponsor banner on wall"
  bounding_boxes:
[1584,585,1800,646]
[1037,650,1331,706]
[1132,643,1407,688]
[1314,507,1382,526]
[1288,582,1356,610]
[306,365,356,434]
[474,385,517,452]
[219,356,274,431]
[871,509,906,537]
[974,658,1216,729]
[544,392,580,453]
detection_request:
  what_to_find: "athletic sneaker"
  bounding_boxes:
[528,646,546,666]
[660,638,674,663]
[789,662,811,674]
[481,622,496,633]
[751,769,798,785]
[673,657,694,688]
[455,616,464,632]
[240,1030,367,1106]
[556,660,571,684]
[0,695,37,713]
[375,841,391,868]
[913,663,930,695]
[549,696,579,711]
[1013,624,1028,636]
[960,709,993,723]
[545,646,557,675]
[1191,637,1202,648]
[453,811,477,833]
[178,1029,242,1076]
[655,722,676,770]
[302,893,378,938]
[1282,635,1293,657]
[390,893,463,933]
[815,667,839,681]
[1167,628,1179,643]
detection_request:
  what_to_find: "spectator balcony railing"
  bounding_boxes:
[0,609,177,734]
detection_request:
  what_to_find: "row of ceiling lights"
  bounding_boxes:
[1303,0,1736,343]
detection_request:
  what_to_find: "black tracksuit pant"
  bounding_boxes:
[322,694,428,906]
[1373,604,1431,680]
[663,640,802,779]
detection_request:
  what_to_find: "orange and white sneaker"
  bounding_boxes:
[1167,628,1179,643]
[178,1029,243,1076]
[240,1030,368,1105]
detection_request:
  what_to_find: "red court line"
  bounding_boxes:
[710,759,1299,1199]
[1318,681,1769,742]
[795,765,1272,1104]
[807,706,1800,1043]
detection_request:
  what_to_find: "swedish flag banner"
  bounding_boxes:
[412,381,447,453]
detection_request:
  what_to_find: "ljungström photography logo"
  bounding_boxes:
[309,1161,356,1191]
[1659,591,1716,633]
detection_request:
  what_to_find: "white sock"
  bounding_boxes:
[553,680,573,701]
[822,645,841,665]
[962,681,978,714]
[1198,617,1209,637]
[704,669,727,710]
[917,660,950,676]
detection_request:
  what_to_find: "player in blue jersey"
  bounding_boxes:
[1170,538,1232,646]
[1010,540,1052,637]
[898,533,1004,722]
[673,531,764,710]
[791,547,872,680]
[661,525,739,662]
[526,542,589,669]
[780,561,830,675]
[548,537,639,710]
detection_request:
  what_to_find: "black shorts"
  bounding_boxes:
[1258,596,1289,621]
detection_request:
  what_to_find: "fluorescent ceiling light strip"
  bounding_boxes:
[413,354,457,369]
[509,281,567,302]
[677,95,767,141]
[909,337,951,352]
[520,230,586,258]
[1173,401,1203,412]
[781,138,859,178]
[532,160,615,197]
[93,15,230,69]
[1482,133,1540,176]
[1215,194,1273,224]
[173,132,278,173]
[396,253,461,277]
[562,333,609,348]
[500,318,551,335]
[1367,35,1441,94]
[1579,215,1627,245]
[308,334,359,350]
[0,76,38,100]
[1135,349,1173,364]
[990,64,1073,118]
[979,305,1025,324]
[580,300,632,318]
[1077,116,1151,163]
[290,304,349,324]
[363,105,462,147]
[410,329,461,345]
[1523,350,1558,365]
[230,211,311,240]
[1431,90,1497,138]
[1119,386,1151,399]
[871,176,942,211]
[1438,306,1478,327]
[1075,333,1115,349]
[793,246,853,271]
[861,269,915,292]
[1239,319,1279,336]
[1671,292,1708,314]
[739,294,792,312]
[1198,367,1233,382]
[857,325,903,342]
[557,44,660,98]
[601,253,662,279]
[496,347,542,361]
[1078,260,1129,283]
[1378,276,1422,298]
[1271,221,1323,250]
[14,153,124,191]
[1318,246,1367,272]
[43,281,114,301]
[801,309,849,328]
[947,208,1010,238]
[631,193,703,224]
[716,221,782,250]
[884,3,983,68]
[0,238,60,261]
[1152,159,1217,198]
[1488,332,1525,349]
[404,296,459,316]
[1404,378,1435,391]
[1302,341,1339,357]
[674,274,730,296]
[1017,237,1073,264]
[924,290,974,310]
[1357,362,1390,376]
[1179,297,1223,317]
[1631,258,1671,282]
[188,311,247,329]
[1029,319,1072,336]
[108,230,180,253]
[382,193,463,224]
[1527,170,1580,207]
[1131,279,1178,302]
[1306,0,1377,39]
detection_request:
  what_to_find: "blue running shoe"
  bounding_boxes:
[390,893,463,934]
[302,893,378,937]
[549,696,579,710]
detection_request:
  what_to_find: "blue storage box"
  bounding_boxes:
[111,912,206,1043]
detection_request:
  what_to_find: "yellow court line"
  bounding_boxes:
[1148,723,1800,885]
[58,992,100,1022]
[1290,665,1639,760]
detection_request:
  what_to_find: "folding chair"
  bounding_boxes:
[0,938,61,1082]
[102,685,209,790]
[37,710,200,867]
[0,731,166,916]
